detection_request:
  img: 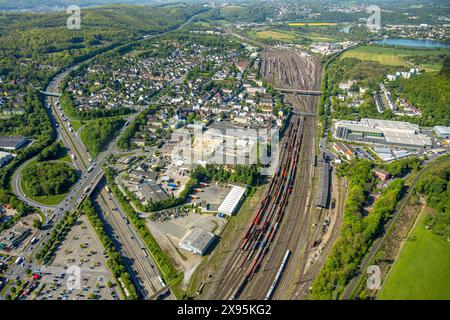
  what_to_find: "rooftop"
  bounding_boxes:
[0,136,28,149]
[179,227,215,254]
[137,183,168,202]
[218,184,246,215]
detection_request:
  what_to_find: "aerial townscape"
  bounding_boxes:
[0,0,449,309]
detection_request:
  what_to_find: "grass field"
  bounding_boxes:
[341,46,449,71]
[255,30,295,40]
[378,211,450,300]
[288,22,337,27]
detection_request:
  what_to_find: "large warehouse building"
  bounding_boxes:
[332,118,432,148]
[218,184,246,216]
[179,227,215,256]
[0,136,28,150]
[316,161,331,208]
[434,126,450,140]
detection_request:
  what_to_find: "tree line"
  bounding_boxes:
[312,159,405,299]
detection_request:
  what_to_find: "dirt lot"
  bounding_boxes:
[146,211,226,287]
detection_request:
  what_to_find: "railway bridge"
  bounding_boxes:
[40,91,61,97]
[294,111,317,117]
[274,87,322,96]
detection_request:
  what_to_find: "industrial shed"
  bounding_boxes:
[179,227,215,256]
[316,161,331,208]
[434,126,450,139]
[218,184,246,216]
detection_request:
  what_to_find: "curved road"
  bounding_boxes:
[6,9,207,300]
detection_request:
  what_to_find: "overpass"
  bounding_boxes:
[274,87,322,96]
[40,91,61,97]
[295,111,317,117]
[149,285,172,300]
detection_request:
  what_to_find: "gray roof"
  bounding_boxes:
[180,227,215,254]
[139,183,168,202]
[130,170,158,181]
[0,136,28,149]
[316,161,330,208]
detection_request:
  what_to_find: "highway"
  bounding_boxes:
[4,10,207,299]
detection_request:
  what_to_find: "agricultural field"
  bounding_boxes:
[378,212,450,300]
[341,45,450,71]
[288,22,337,27]
[254,30,295,41]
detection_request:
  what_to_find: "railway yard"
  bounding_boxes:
[200,48,343,300]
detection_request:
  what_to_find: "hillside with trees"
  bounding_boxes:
[395,61,450,126]
[80,117,125,156]
[311,160,405,299]
[417,160,450,241]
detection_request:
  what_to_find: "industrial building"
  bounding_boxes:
[332,119,432,149]
[178,227,215,256]
[0,151,13,168]
[0,226,31,251]
[218,184,247,216]
[434,126,450,140]
[135,183,168,203]
[316,160,331,208]
[0,136,28,150]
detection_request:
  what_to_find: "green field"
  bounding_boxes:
[254,30,295,40]
[341,46,449,72]
[378,212,450,300]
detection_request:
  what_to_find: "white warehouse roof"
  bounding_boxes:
[179,227,215,256]
[434,126,450,136]
[218,185,246,216]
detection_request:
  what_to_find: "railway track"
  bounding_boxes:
[211,114,305,299]
[206,48,323,300]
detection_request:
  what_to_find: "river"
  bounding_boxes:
[375,38,450,49]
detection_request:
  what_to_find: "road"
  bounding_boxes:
[4,10,206,299]
[202,48,322,300]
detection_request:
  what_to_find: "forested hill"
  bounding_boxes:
[396,59,450,127]
[0,0,151,10]
[0,4,205,91]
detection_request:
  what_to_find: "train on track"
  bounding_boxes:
[265,250,291,300]
[227,116,304,300]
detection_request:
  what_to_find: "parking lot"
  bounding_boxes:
[32,215,119,300]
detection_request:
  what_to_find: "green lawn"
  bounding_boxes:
[378,212,450,300]
[255,30,295,40]
[342,46,450,72]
